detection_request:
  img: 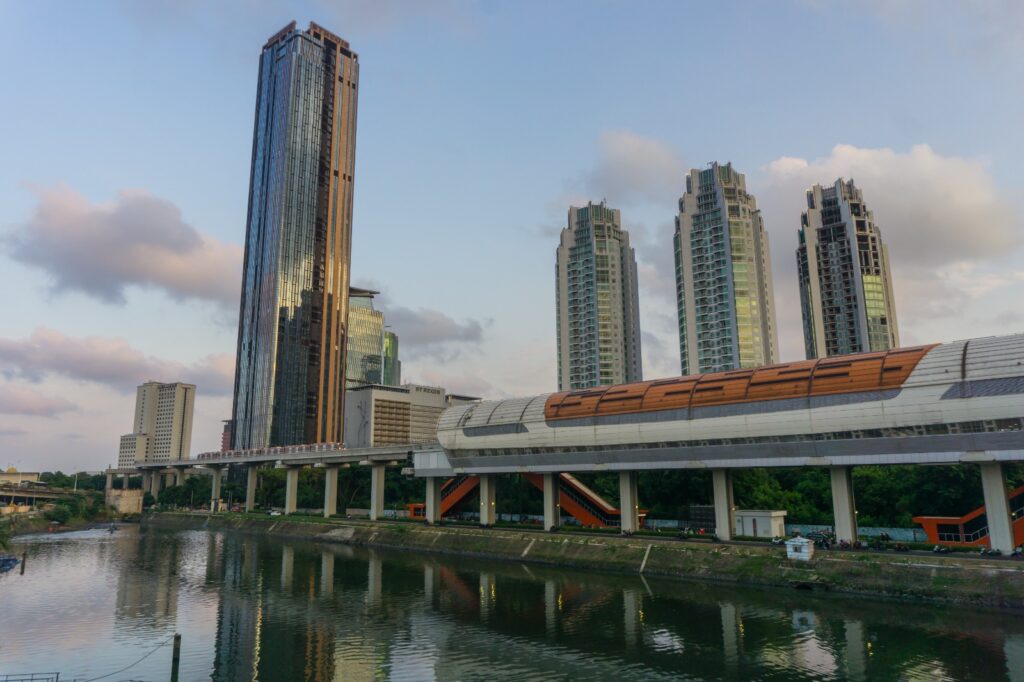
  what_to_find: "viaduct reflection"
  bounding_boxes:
[117,529,1024,681]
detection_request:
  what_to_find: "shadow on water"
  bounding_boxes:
[2,526,1023,681]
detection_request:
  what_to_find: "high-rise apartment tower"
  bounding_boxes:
[675,163,778,374]
[232,22,359,449]
[117,382,195,468]
[797,178,899,358]
[556,201,642,390]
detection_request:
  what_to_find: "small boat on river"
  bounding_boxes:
[0,555,20,573]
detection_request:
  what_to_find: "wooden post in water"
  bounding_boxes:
[171,633,181,681]
[20,551,26,575]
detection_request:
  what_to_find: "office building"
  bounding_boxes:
[556,201,642,390]
[231,22,359,449]
[346,287,401,388]
[117,382,195,468]
[674,163,778,374]
[797,178,899,358]
[343,384,478,448]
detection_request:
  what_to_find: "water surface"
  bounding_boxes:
[2,526,1022,680]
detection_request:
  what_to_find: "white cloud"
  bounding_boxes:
[585,130,686,206]
[0,327,234,396]
[0,384,78,418]
[6,186,242,309]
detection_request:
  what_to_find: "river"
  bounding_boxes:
[1,525,1022,681]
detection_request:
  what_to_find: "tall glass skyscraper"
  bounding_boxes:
[232,22,358,449]
[674,163,778,374]
[556,201,642,390]
[346,287,401,388]
[797,178,899,358]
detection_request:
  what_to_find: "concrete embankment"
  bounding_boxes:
[143,512,1024,610]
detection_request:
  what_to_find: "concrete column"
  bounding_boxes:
[619,471,639,534]
[105,472,114,492]
[369,464,386,521]
[323,466,339,518]
[479,474,496,526]
[284,467,299,515]
[122,473,128,490]
[320,551,335,596]
[174,467,185,487]
[543,473,561,531]
[830,466,858,543]
[210,467,222,512]
[424,562,437,604]
[712,469,735,541]
[424,477,443,524]
[150,470,162,499]
[245,465,258,513]
[981,462,1015,553]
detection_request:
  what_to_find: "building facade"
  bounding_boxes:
[556,201,642,391]
[346,287,401,388]
[232,21,359,449]
[797,178,899,358]
[343,384,478,448]
[674,163,778,374]
[117,382,195,468]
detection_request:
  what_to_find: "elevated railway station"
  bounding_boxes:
[114,333,1024,551]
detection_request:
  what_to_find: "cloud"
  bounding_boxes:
[6,186,242,308]
[381,305,487,361]
[758,143,1023,355]
[584,130,686,206]
[0,327,234,396]
[0,384,78,418]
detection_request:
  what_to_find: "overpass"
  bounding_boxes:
[109,333,1024,551]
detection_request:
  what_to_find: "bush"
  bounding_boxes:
[45,505,72,524]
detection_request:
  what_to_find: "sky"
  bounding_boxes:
[1,0,1022,472]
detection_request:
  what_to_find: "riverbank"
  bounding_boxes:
[7,514,118,537]
[143,512,1024,610]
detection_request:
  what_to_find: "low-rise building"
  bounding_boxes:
[0,468,40,486]
[343,384,479,448]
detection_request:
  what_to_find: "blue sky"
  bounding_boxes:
[1,0,1022,471]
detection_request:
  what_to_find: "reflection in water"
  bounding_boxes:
[1,526,1023,681]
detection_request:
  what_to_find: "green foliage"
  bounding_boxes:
[0,521,10,550]
[38,471,106,491]
[44,505,71,524]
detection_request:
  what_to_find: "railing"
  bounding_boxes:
[0,674,61,682]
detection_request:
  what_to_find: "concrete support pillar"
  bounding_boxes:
[712,469,735,541]
[284,467,299,515]
[122,473,128,490]
[369,464,386,521]
[980,462,1015,553]
[323,466,339,518]
[424,562,437,604]
[830,466,858,543]
[479,474,496,526]
[424,477,443,524]
[619,471,639,534]
[150,471,162,499]
[245,465,258,513]
[210,467,222,512]
[320,551,335,597]
[174,468,185,487]
[543,473,561,531]
[105,472,114,492]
